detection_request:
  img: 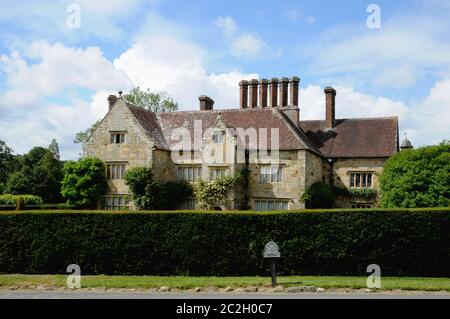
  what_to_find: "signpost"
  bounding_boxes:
[263,241,280,287]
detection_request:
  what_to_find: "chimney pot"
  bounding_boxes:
[289,76,300,107]
[324,87,336,128]
[249,79,259,108]
[259,79,268,108]
[107,95,118,110]
[279,77,289,107]
[199,95,214,111]
[269,78,279,107]
[239,80,249,109]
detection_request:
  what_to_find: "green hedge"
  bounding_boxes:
[0,208,449,277]
[0,195,43,206]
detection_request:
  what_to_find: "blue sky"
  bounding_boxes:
[0,0,449,159]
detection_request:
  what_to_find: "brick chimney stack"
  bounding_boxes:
[289,77,300,107]
[107,94,118,110]
[325,87,336,129]
[239,80,249,109]
[249,79,259,108]
[199,95,214,111]
[279,77,289,107]
[269,78,279,107]
[259,79,268,108]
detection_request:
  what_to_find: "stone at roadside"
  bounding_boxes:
[158,286,170,292]
[224,287,234,292]
[302,286,317,293]
[317,287,326,293]
[285,286,304,293]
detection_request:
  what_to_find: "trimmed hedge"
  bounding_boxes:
[0,195,43,206]
[0,208,449,277]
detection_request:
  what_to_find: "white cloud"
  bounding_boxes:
[214,15,275,59]
[304,15,450,89]
[0,36,258,159]
[0,41,130,107]
[114,35,258,109]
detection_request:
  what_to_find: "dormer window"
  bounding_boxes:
[212,132,224,144]
[110,132,126,144]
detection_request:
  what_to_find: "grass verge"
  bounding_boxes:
[1,275,450,291]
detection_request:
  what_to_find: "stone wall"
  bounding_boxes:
[332,157,387,207]
[83,100,154,197]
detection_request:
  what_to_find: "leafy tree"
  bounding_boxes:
[6,147,64,203]
[61,157,108,209]
[301,182,336,209]
[74,120,101,144]
[48,138,60,160]
[0,140,17,189]
[124,167,192,210]
[380,144,450,208]
[124,87,178,113]
[74,87,178,144]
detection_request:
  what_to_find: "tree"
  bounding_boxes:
[124,167,191,210]
[74,120,101,144]
[300,182,336,209]
[6,147,64,203]
[0,140,16,191]
[380,144,450,208]
[61,157,108,208]
[74,88,178,144]
[48,138,60,160]
[124,87,178,113]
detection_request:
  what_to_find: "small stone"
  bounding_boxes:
[224,287,234,292]
[302,286,317,293]
[317,287,326,293]
[158,286,170,292]
[205,286,218,292]
[364,288,375,293]
[285,286,304,293]
[36,285,47,290]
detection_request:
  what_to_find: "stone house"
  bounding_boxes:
[83,76,406,211]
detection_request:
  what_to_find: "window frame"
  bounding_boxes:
[349,172,373,189]
[209,167,228,180]
[110,131,127,144]
[177,166,202,182]
[105,195,130,211]
[211,131,224,144]
[106,162,128,180]
[254,199,289,211]
[259,165,284,183]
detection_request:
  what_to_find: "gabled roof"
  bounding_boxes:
[156,108,321,153]
[299,117,399,158]
[124,100,399,158]
[125,102,320,154]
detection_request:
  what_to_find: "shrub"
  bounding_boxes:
[0,208,449,277]
[61,157,108,209]
[194,176,241,209]
[301,182,335,208]
[124,167,192,210]
[0,194,43,206]
[380,144,450,208]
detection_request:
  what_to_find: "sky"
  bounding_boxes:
[0,0,449,160]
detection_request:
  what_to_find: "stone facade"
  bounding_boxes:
[83,80,398,211]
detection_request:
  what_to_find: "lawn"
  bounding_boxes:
[1,275,450,291]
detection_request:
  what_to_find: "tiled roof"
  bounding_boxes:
[126,101,399,158]
[299,117,399,158]
[156,108,321,153]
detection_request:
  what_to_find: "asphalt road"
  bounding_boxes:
[1,290,450,299]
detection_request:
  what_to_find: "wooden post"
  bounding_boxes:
[270,259,277,287]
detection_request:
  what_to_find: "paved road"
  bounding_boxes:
[1,290,450,299]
